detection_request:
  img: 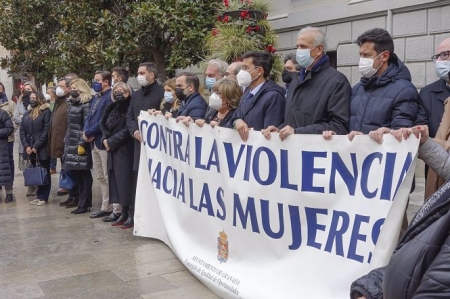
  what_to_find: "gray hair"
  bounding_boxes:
[298,26,327,54]
[208,59,228,77]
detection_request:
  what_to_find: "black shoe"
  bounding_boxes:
[90,210,111,219]
[102,213,121,222]
[112,210,128,226]
[5,194,13,203]
[65,199,78,208]
[59,197,73,206]
[121,215,134,229]
[73,207,90,214]
[56,189,69,196]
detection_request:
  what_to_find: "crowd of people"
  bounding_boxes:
[0,25,449,297]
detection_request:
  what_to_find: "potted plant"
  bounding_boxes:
[204,0,282,79]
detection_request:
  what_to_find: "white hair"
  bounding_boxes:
[298,26,327,54]
[208,59,229,76]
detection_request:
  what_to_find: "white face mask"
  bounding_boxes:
[296,48,315,68]
[236,68,259,87]
[164,91,175,103]
[359,53,383,78]
[137,75,149,87]
[435,61,450,80]
[208,92,223,110]
[55,86,65,97]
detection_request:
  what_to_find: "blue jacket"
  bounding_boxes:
[230,80,285,130]
[350,54,419,133]
[415,79,450,138]
[84,88,112,150]
[177,91,207,120]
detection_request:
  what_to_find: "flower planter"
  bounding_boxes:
[220,10,264,21]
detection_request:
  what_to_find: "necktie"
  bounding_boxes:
[91,95,102,116]
[243,92,254,110]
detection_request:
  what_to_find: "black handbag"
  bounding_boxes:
[23,155,49,186]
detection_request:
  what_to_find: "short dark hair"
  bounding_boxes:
[139,62,159,79]
[112,66,129,83]
[176,72,200,91]
[356,28,394,59]
[95,70,112,86]
[58,77,71,87]
[242,51,272,78]
[283,53,300,70]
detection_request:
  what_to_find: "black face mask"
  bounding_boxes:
[70,90,79,98]
[29,100,38,108]
[114,92,125,101]
[23,90,32,97]
[282,69,293,84]
[175,87,187,102]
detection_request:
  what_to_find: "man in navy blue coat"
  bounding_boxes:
[83,71,118,219]
[230,51,285,142]
[175,72,208,123]
[322,28,418,142]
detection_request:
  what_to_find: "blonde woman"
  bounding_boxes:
[19,91,52,205]
[195,78,242,128]
[160,78,180,117]
[62,78,93,214]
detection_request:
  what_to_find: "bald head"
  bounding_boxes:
[436,38,450,58]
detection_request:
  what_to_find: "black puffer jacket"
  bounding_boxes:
[351,139,450,299]
[20,104,51,161]
[350,54,419,134]
[0,109,14,185]
[63,98,92,170]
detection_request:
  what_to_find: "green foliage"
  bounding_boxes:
[0,0,219,83]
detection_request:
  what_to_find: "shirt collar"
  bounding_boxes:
[250,81,265,96]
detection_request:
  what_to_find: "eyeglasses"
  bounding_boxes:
[431,50,450,61]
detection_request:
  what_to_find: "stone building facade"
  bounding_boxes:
[269,0,450,87]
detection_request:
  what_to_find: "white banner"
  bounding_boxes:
[134,113,418,299]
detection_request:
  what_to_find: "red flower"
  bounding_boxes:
[223,15,230,22]
[240,10,248,18]
[223,0,229,7]
[217,15,222,21]
[245,26,252,33]
[265,44,276,53]
[255,25,260,31]
[212,28,219,36]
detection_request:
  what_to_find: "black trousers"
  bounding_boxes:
[74,169,93,209]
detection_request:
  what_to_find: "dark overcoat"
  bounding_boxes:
[101,98,134,207]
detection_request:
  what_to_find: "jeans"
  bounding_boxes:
[50,158,57,170]
[27,155,51,201]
